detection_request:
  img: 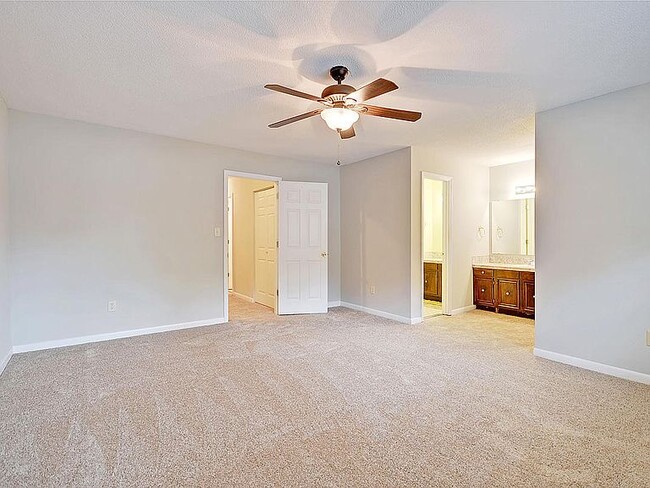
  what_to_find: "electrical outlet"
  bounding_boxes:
[214,227,221,237]
[370,285,376,295]
[107,300,117,312]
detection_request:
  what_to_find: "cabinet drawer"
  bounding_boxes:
[521,271,535,282]
[473,267,493,278]
[495,269,520,280]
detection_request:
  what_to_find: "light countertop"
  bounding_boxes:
[473,263,535,271]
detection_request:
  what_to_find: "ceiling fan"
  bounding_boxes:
[265,66,422,139]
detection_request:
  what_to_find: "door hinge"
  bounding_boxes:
[276,240,279,248]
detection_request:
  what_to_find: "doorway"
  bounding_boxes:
[226,172,280,320]
[421,172,452,318]
[223,171,329,322]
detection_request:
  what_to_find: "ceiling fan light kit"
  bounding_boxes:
[265,65,422,139]
[320,107,359,131]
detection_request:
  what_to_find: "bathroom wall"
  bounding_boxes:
[490,160,535,201]
[422,178,443,260]
[411,147,490,317]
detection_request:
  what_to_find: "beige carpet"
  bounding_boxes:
[1,296,648,487]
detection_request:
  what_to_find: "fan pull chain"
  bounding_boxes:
[337,141,341,166]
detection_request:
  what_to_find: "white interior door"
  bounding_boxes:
[254,186,277,309]
[278,181,328,314]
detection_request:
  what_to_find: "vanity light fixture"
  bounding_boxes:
[515,185,536,195]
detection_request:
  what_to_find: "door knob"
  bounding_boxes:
[321,251,328,257]
[506,291,510,296]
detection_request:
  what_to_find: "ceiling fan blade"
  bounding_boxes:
[339,126,355,139]
[359,104,422,122]
[346,78,398,103]
[265,84,324,102]
[268,109,322,128]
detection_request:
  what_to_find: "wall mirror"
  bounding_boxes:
[491,198,535,255]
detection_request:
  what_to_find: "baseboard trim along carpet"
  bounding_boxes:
[327,300,341,308]
[0,350,11,376]
[534,348,650,385]
[12,317,227,354]
[228,291,254,303]
[451,305,476,315]
[339,301,415,324]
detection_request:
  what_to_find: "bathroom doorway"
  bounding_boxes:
[421,172,452,318]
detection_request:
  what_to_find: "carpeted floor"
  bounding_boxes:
[1,296,648,487]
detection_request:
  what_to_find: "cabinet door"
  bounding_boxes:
[430,264,440,299]
[424,263,441,300]
[496,279,520,311]
[474,277,494,306]
[424,264,433,298]
[522,280,535,314]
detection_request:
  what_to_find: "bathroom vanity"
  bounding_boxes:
[476,190,536,316]
[473,265,535,316]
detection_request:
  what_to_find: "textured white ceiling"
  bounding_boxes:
[0,1,649,165]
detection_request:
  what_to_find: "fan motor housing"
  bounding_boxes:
[321,84,355,100]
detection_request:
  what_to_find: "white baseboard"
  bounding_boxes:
[534,348,650,385]
[328,300,341,308]
[451,305,476,315]
[229,291,254,303]
[339,301,414,325]
[12,317,227,354]
[0,349,12,376]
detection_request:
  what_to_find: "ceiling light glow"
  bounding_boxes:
[320,108,359,131]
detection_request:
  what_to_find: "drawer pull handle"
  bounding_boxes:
[481,270,485,274]
[481,288,485,292]
[506,291,510,296]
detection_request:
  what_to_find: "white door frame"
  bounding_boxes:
[223,170,282,323]
[227,195,233,291]
[421,172,453,316]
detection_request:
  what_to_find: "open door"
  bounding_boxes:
[278,181,328,314]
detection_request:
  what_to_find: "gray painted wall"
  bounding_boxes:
[0,98,10,364]
[535,83,650,375]
[8,111,340,347]
[340,148,413,319]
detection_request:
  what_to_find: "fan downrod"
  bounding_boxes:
[329,66,349,84]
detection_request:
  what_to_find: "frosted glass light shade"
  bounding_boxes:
[320,108,359,131]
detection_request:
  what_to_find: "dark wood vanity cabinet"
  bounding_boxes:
[473,267,534,316]
[521,272,535,314]
[424,262,442,301]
